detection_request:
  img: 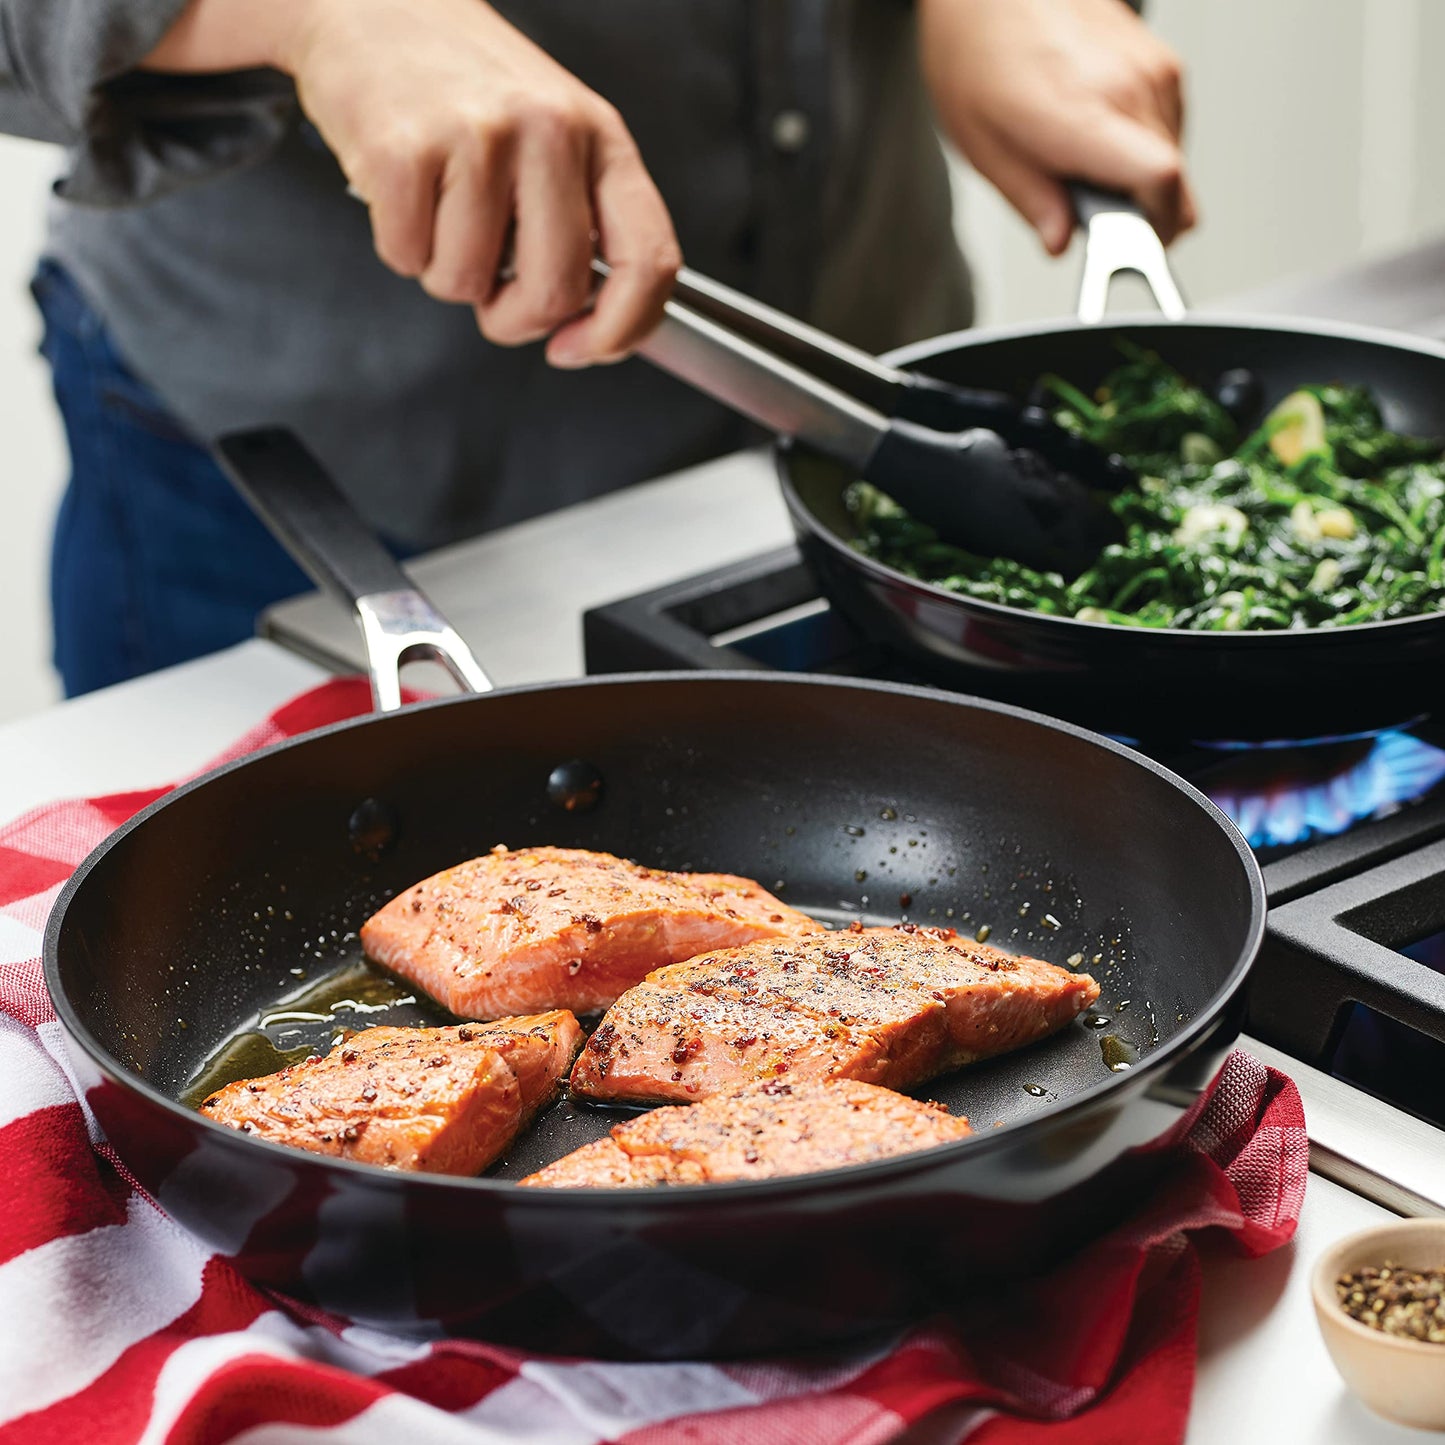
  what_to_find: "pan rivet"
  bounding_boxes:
[349,798,398,859]
[547,760,604,813]
[1212,367,1263,427]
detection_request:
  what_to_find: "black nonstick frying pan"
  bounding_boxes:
[779,205,1445,743]
[44,429,1264,1359]
[782,314,1445,742]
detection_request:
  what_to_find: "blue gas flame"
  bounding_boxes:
[1206,731,1445,851]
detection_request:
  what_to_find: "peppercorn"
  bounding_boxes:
[1335,1262,1445,1343]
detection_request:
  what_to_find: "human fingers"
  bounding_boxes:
[546,115,680,367]
[1113,36,1185,144]
[1149,47,1185,140]
[476,104,596,346]
[418,123,516,304]
[1010,97,1187,244]
[1055,0,1185,141]
[1175,170,1199,237]
[1100,110,1188,244]
[962,123,1075,256]
[1115,26,1186,142]
[351,123,445,278]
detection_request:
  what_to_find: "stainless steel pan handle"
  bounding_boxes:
[1068,183,1187,324]
[213,429,493,712]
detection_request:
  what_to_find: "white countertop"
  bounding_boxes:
[261,448,791,684]
[17,255,1445,1437]
[1196,1174,1427,1444]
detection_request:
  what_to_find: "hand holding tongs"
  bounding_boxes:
[621,184,1186,577]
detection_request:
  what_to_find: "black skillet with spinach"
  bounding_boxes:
[846,345,1445,630]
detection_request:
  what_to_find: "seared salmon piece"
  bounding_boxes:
[569,975,875,1104]
[519,1139,707,1189]
[200,1012,582,1175]
[360,846,818,1020]
[459,1010,585,1115]
[521,1079,972,1188]
[569,925,1099,1104]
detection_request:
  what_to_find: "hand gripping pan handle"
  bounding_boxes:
[213,428,493,712]
[1067,182,1187,323]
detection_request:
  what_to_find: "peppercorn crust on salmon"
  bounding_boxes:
[360,846,819,1021]
[452,1010,585,1115]
[521,1078,973,1188]
[199,1011,583,1175]
[568,925,1099,1105]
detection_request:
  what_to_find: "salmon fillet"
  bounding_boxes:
[199,1011,583,1175]
[360,845,818,1020]
[569,925,1099,1105]
[521,1078,973,1188]
[460,1010,585,1115]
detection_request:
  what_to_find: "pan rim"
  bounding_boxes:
[42,670,1265,1203]
[780,309,1445,647]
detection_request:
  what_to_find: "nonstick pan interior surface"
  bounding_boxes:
[781,314,1445,740]
[46,674,1262,1352]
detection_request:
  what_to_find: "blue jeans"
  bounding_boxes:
[32,260,317,697]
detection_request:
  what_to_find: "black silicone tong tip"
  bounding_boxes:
[865,420,1123,579]
[892,374,1136,493]
[628,266,1127,575]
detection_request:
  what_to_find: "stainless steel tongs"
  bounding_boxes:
[620,185,1186,576]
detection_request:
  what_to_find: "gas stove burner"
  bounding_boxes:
[1191,719,1430,752]
[1203,730,1445,851]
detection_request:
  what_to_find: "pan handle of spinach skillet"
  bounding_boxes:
[1063,182,1184,323]
[213,428,493,711]
[1066,182,1187,323]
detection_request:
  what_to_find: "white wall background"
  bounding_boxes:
[2,0,1443,722]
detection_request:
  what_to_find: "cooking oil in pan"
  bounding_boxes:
[1100,1035,1140,1072]
[180,956,455,1108]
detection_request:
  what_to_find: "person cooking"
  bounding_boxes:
[0,0,1193,697]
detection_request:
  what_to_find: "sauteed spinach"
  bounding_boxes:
[847,346,1445,630]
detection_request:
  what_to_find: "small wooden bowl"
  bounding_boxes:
[1312,1220,1445,1431]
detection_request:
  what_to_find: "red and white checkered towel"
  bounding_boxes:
[0,679,1307,1445]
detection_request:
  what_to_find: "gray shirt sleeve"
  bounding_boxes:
[0,0,297,205]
